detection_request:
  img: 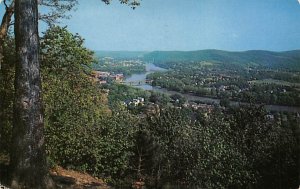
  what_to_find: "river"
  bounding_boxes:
[124,63,167,90]
[125,64,300,113]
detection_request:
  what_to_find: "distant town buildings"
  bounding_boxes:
[189,102,214,113]
[91,71,124,84]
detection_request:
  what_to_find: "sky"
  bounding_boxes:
[1,0,300,51]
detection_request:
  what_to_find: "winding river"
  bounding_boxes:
[125,64,300,113]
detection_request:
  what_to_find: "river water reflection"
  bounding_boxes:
[124,63,166,90]
[125,64,300,113]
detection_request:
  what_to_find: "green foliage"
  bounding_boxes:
[40,26,110,167]
[41,26,107,127]
[0,36,15,155]
[47,111,138,178]
[138,107,251,188]
[129,106,298,188]
[40,27,140,182]
[170,94,186,106]
[103,83,150,109]
[95,112,138,177]
[148,91,171,106]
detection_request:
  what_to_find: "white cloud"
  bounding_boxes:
[298,0,300,4]
[0,0,3,4]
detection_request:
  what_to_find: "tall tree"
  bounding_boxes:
[2,0,139,187]
[0,0,78,156]
[0,0,138,143]
[10,0,52,188]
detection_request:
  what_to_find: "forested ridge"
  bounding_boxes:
[95,49,300,70]
[143,50,300,70]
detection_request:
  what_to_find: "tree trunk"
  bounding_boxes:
[10,0,52,188]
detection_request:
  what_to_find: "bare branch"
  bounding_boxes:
[0,0,14,39]
[38,0,78,26]
[4,0,9,9]
[102,0,140,9]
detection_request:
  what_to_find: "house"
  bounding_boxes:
[91,71,124,84]
[110,74,124,82]
[219,85,226,92]
[92,71,110,79]
[91,71,110,84]
[266,114,275,120]
[124,97,145,106]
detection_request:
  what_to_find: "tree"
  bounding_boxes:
[10,0,53,188]
[170,93,186,106]
[2,0,140,187]
[41,26,110,167]
[0,0,78,157]
[0,0,139,123]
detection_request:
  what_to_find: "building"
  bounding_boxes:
[91,71,124,84]
[124,97,145,106]
[110,73,124,82]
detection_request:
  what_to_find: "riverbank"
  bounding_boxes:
[124,64,300,113]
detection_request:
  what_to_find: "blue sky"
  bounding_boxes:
[2,0,300,51]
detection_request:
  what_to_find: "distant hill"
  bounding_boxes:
[95,51,148,59]
[94,50,300,70]
[143,50,300,70]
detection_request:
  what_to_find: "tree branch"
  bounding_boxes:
[0,0,14,40]
[4,0,8,9]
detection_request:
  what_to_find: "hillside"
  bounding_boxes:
[143,50,300,70]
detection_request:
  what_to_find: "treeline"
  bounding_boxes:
[0,27,298,189]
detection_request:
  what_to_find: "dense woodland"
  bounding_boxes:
[1,27,299,188]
